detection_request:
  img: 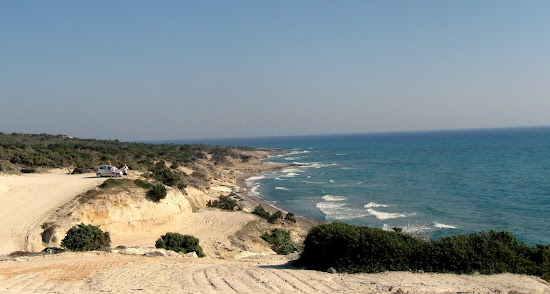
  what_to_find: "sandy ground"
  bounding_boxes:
[0,170,105,255]
[1,253,549,294]
[110,209,259,258]
[1,166,549,293]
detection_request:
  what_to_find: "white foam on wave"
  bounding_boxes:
[329,180,335,183]
[335,153,346,156]
[275,187,289,191]
[322,195,346,201]
[283,157,299,161]
[364,202,389,208]
[316,202,370,220]
[249,185,261,197]
[382,223,432,235]
[246,175,265,182]
[340,167,353,170]
[281,167,304,173]
[285,150,312,156]
[302,181,328,184]
[366,208,407,220]
[292,162,337,169]
[283,172,298,178]
[434,222,458,229]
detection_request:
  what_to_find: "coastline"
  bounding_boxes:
[232,151,321,231]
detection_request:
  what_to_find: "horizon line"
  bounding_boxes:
[143,124,550,144]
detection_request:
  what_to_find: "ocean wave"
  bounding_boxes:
[286,150,312,156]
[249,185,261,197]
[302,181,328,184]
[316,202,370,220]
[382,223,432,234]
[364,202,389,208]
[329,180,335,183]
[340,167,353,170]
[292,162,337,169]
[434,222,458,229]
[275,187,289,191]
[283,157,299,161]
[322,195,347,201]
[335,153,346,156]
[281,167,304,173]
[366,208,407,220]
[283,172,298,177]
[246,175,265,182]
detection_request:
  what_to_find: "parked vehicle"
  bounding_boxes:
[41,247,65,254]
[96,165,123,177]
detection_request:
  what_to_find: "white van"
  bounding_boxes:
[96,165,123,177]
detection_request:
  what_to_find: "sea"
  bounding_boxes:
[169,127,550,246]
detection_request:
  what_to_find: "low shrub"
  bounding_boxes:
[206,195,237,210]
[150,161,181,186]
[268,210,283,224]
[134,179,152,189]
[261,228,302,255]
[252,205,270,219]
[284,212,297,223]
[99,178,122,188]
[253,205,293,224]
[296,223,550,281]
[148,183,167,202]
[60,223,111,252]
[155,232,205,257]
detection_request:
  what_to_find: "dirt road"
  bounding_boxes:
[0,170,104,255]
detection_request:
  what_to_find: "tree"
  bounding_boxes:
[61,223,111,251]
[148,183,167,202]
[155,232,205,257]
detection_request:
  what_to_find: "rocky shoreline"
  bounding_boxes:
[231,150,321,231]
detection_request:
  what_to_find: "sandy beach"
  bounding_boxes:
[0,156,549,293]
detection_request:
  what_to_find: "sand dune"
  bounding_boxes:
[0,169,105,255]
[1,169,549,293]
[1,253,549,294]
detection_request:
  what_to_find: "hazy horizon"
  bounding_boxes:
[2,1,549,141]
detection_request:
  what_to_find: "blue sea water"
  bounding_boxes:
[172,127,550,245]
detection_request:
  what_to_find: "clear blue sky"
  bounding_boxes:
[1,1,549,141]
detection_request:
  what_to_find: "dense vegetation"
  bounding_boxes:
[155,232,205,257]
[0,132,252,189]
[252,205,295,224]
[147,183,167,202]
[206,195,238,210]
[297,223,550,281]
[134,179,152,189]
[261,228,302,255]
[60,223,111,252]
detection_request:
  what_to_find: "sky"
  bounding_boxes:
[1,1,549,141]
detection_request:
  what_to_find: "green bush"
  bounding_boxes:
[206,195,237,210]
[100,178,122,188]
[150,161,181,186]
[134,179,152,189]
[155,232,205,257]
[284,212,297,223]
[262,228,302,255]
[252,205,286,223]
[268,210,283,224]
[296,223,550,281]
[148,183,167,202]
[60,223,111,252]
[252,205,270,219]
